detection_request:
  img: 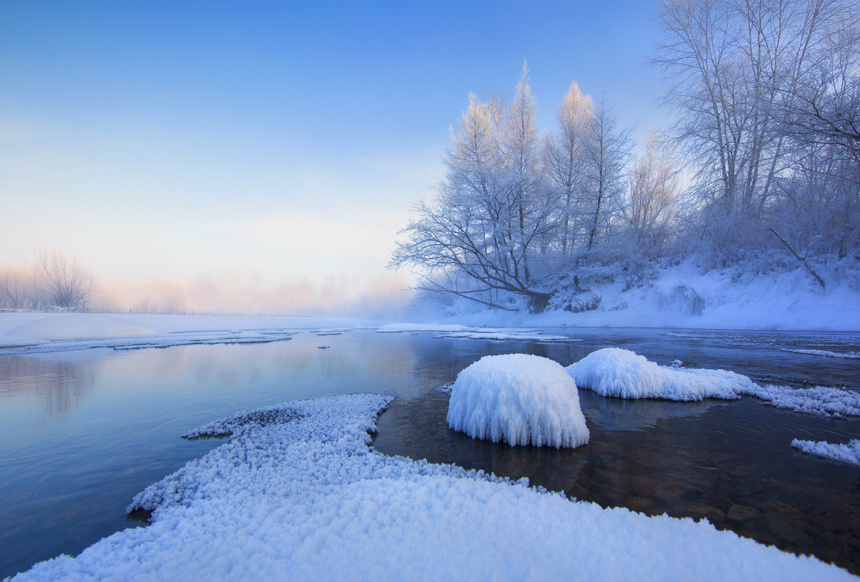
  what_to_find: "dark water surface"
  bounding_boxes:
[1,328,859,578]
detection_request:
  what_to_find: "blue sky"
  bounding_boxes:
[0,0,670,312]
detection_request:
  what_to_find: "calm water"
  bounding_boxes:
[1,328,859,578]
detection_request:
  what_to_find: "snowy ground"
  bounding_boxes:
[410,261,860,331]
[11,394,855,581]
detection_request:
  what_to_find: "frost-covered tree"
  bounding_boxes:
[546,83,594,256]
[655,0,859,265]
[626,129,679,254]
[38,249,96,310]
[581,97,632,252]
[391,68,557,312]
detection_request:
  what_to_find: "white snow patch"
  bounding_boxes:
[3,314,156,341]
[567,348,753,401]
[439,330,577,342]
[792,439,860,466]
[378,323,577,342]
[781,349,860,359]
[741,384,860,417]
[565,348,860,416]
[11,394,855,581]
[447,354,589,448]
[377,322,471,333]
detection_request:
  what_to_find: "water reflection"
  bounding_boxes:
[0,354,98,417]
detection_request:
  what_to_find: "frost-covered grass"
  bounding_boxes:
[446,354,589,448]
[11,394,855,581]
[792,439,860,466]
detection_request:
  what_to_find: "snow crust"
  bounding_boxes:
[567,348,754,401]
[792,439,860,466]
[447,354,589,448]
[12,394,854,581]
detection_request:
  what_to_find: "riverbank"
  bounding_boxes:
[10,394,855,581]
[407,260,860,332]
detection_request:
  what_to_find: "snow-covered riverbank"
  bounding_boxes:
[10,393,855,581]
[409,261,860,331]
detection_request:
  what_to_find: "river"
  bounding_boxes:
[1,327,858,578]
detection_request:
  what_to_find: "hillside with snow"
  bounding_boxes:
[407,260,860,331]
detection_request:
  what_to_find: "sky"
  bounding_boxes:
[0,0,673,314]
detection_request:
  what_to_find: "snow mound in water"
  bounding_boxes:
[567,348,755,401]
[6,314,157,341]
[447,354,589,448]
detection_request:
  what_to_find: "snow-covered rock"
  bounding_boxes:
[447,354,590,448]
[567,348,755,401]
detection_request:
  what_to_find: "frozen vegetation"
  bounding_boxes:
[446,354,589,448]
[792,439,860,466]
[11,394,855,581]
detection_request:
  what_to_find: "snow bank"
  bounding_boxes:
[418,260,860,331]
[447,354,589,448]
[5,314,157,341]
[792,439,860,466]
[567,348,754,401]
[12,394,853,581]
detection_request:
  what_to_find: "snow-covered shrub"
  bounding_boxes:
[447,354,589,448]
[563,293,601,313]
[658,284,705,316]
